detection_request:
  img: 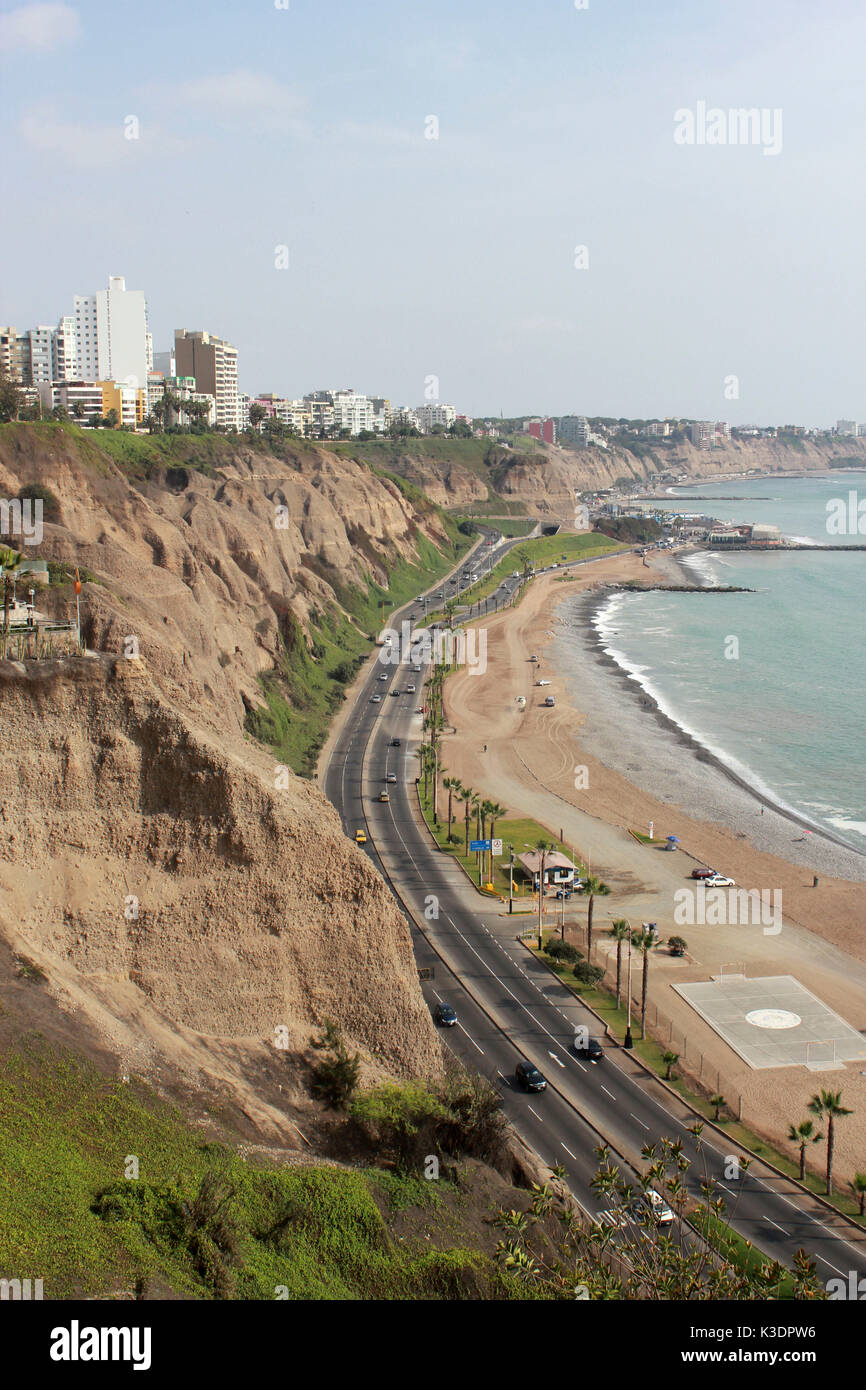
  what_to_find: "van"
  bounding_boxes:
[544,695,555,707]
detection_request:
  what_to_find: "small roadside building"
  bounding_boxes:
[517,850,575,890]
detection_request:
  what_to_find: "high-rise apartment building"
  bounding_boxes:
[174,329,239,430]
[72,275,150,392]
[558,415,590,447]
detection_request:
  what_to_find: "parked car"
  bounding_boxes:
[434,1002,457,1027]
[690,866,716,880]
[554,888,572,900]
[515,1061,547,1093]
[705,873,735,887]
[355,829,367,844]
[529,655,539,663]
[638,1189,675,1225]
[543,695,556,707]
[385,773,397,783]
[378,791,390,803]
[574,1035,604,1062]
[537,679,551,686]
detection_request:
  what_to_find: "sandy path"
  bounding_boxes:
[440,550,866,1180]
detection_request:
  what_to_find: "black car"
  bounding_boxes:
[515,1061,547,1093]
[390,738,401,747]
[573,1033,604,1062]
[434,1002,457,1027]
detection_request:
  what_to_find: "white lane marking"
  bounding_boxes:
[547,1051,565,1068]
[458,1023,484,1055]
[601,1085,617,1101]
[630,1113,650,1131]
[764,1218,791,1237]
[561,1142,577,1160]
[527,1105,542,1121]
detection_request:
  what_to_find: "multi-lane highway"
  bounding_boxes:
[323,535,866,1285]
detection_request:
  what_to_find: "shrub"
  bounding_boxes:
[572,961,604,986]
[310,1019,360,1110]
[351,1083,448,1171]
[545,940,582,964]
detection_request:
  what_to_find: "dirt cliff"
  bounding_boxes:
[0,424,445,1138]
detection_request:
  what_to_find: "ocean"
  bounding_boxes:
[588,473,866,854]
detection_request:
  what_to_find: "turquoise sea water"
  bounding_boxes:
[592,474,866,851]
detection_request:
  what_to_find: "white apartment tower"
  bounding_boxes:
[72,275,150,393]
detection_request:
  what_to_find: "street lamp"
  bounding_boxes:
[624,926,634,1049]
[508,845,514,914]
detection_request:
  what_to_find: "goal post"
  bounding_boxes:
[805,1038,838,1070]
[717,961,746,983]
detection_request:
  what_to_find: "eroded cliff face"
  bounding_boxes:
[0,426,444,1132]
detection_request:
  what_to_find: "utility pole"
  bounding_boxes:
[508,845,514,914]
[624,926,634,1049]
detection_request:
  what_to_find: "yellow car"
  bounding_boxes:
[355,828,367,844]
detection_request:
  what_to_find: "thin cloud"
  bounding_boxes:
[0,2,80,52]
[165,68,306,117]
[18,108,187,168]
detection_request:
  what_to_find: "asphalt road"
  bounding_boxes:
[323,533,866,1285]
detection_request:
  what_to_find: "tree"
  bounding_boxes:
[630,924,660,1040]
[609,919,631,1008]
[709,1093,727,1122]
[309,1019,360,1109]
[460,785,474,855]
[248,403,267,431]
[852,1172,866,1217]
[807,1090,853,1195]
[0,368,22,423]
[582,873,610,962]
[787,1120,823,1182]
[534,838,553,948]
[662,1051,679,1081]
[103,407,120,429]
[442,776,462,844]
[71,401,86,421]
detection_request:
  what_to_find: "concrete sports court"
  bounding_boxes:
[672,974,866,1070]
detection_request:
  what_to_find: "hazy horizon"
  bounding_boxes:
[2,0,864,425]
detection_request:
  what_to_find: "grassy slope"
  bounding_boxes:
[0,1039,525,1301]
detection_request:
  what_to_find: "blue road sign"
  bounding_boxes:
[470,839,491,851]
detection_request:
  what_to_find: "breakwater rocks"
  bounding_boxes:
[615,582,755,593]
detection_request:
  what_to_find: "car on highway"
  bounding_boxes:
[638,1189,675,1225]
[690,866,716,879]
[434,1002,457,1027]
[354,829,367,844]
[390,688,400,697]
[371,694,381,703]
[378,672,388,681]
[515,1061,547,1093]
[406,683,416,693]
[411,663,422,672]
[385,773,397,783]
[573,1036,604,1063]
[378,790,390,803]
[705,873,735,887]
[390,738,401,747]
[414,595,424,603]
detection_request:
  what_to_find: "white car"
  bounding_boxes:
[406,683,416,693]
[639,1190,675,1225]
[371,694,381,704]
[385,773,397,784]
[536,679,551,687]
[705,873,735,887]
[411,663,422,672]
[378,672,388,681]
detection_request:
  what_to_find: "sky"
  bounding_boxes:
[1,0,864,424]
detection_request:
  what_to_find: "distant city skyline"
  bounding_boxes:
[2,0,864,424]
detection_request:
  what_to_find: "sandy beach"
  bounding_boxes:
[440,547,866,1181]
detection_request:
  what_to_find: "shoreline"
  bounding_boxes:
[564,582,866,875]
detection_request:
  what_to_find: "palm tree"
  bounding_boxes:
[488,801,507,841]
[582,873,610,962]
[71,401,85,421]
[443,776,461,844]
[808,1090,853,1195]
[786,1119,823,1182]
[852,1172,866,1217]
[662,1050,679,1081]
[461,785,474,856]
[630,924,659,1040]
[710,1093,726,1122]
[609,919,631,1008]
[534,838,553,948]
